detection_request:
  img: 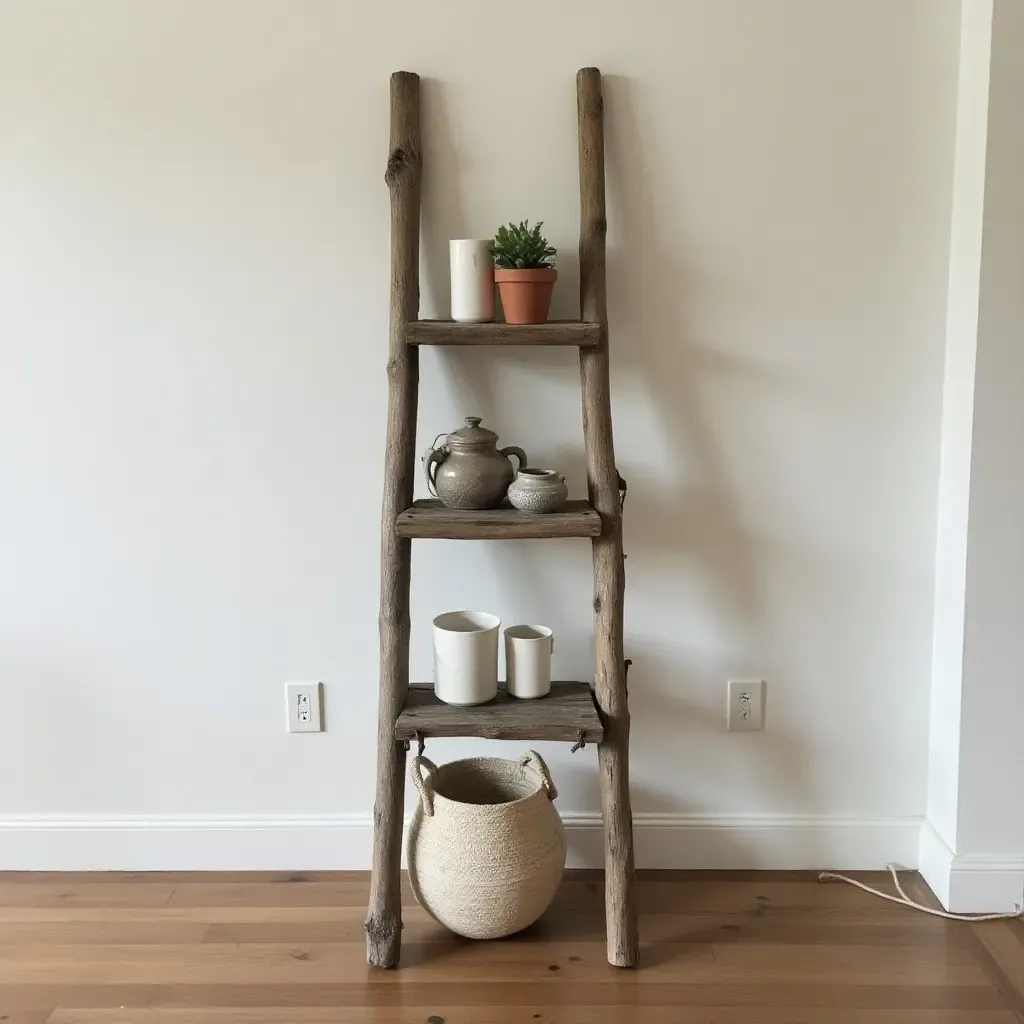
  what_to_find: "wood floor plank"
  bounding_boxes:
[708,940,984,985]
[4,983,1009,1014]
[201,905,954,946]
[44,1008,1023,1024]
[100,981,1013,1011]
[0,940,986,988]
[168,872,909,908]
[0,940,712,985]
[0,985,156,1012]
[550,875,928,915]
[0,920,210,945]
[0,902,949,938]
[164,881,370,909]
[2,905,950,937]
[0,884,175,909]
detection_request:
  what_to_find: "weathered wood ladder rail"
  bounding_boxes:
[365,67,638,970]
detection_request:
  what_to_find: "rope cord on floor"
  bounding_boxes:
[818,863,1024,922]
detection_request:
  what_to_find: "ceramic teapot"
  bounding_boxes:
[423,417,528,510]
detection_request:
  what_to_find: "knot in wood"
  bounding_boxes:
[592,594,603,614]
[385,147,412,186]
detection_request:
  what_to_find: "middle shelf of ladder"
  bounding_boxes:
[396,500,601,540]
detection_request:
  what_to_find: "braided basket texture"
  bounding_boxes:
[406,751,566,939]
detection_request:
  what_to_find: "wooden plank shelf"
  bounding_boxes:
[396,499,602,539]
[395,682,604,743]
[406,320,600,347]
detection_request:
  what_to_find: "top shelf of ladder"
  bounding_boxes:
[407,320,600,347]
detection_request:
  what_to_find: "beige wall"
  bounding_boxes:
[0,1,960,867]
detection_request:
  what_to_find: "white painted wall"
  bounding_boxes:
[956,0,1024,859]
[921,0,1024,912]
[0,1,960,868]
[926,0,992,856]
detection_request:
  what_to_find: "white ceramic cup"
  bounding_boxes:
[433,610,500,706]
[449,239,495,323]
[504,624,555,699]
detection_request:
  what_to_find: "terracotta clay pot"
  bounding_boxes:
[495,268,557,325]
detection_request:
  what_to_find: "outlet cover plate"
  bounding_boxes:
[727,679,765,731]
[286,682,323,733]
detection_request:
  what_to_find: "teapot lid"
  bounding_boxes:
[447,416,498,449]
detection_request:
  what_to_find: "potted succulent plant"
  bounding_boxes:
[492,220,557,325]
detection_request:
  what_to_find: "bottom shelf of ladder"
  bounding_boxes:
[395,681,604,743]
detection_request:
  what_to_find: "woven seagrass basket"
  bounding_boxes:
[406,751,566,939]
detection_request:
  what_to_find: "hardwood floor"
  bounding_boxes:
[0,870,1021,1022]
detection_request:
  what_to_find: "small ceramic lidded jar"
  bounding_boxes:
[507,468,568,514]
[423,417,528,510]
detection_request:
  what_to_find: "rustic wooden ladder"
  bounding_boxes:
[365,67,638,970]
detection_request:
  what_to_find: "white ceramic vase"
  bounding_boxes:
[449,239,495,323]
[504,624,554,699]
[433,610,500,705]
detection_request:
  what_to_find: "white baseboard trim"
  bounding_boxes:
[918,819,954,907]
[948,856,1024,914]
[0,813,921,873]
[919,820,1024,914]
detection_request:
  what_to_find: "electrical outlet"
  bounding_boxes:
[286,682,323,733]
[727,679,765,731]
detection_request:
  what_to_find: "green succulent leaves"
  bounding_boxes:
[491,220,557,270]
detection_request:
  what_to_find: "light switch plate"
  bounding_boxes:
[727,679,765,731]
[286,682,323,733]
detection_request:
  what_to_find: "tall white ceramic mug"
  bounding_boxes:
[433,610,500,706]
[504,624,554,699]
[449,239,495,323]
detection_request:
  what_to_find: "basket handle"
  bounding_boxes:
[519,750,558,801]
[410,755,439,816]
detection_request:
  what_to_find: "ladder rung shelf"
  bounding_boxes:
[396,499,601,540]
[367,66,637,972]
[395,682,604,743]
[407,319,600,347]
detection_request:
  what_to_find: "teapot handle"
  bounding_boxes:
[422,444,447,498]
[499,445,528,477]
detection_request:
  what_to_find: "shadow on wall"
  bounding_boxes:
[601,74,819,831]
[414,73,823,852]
[420,77,467,319]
